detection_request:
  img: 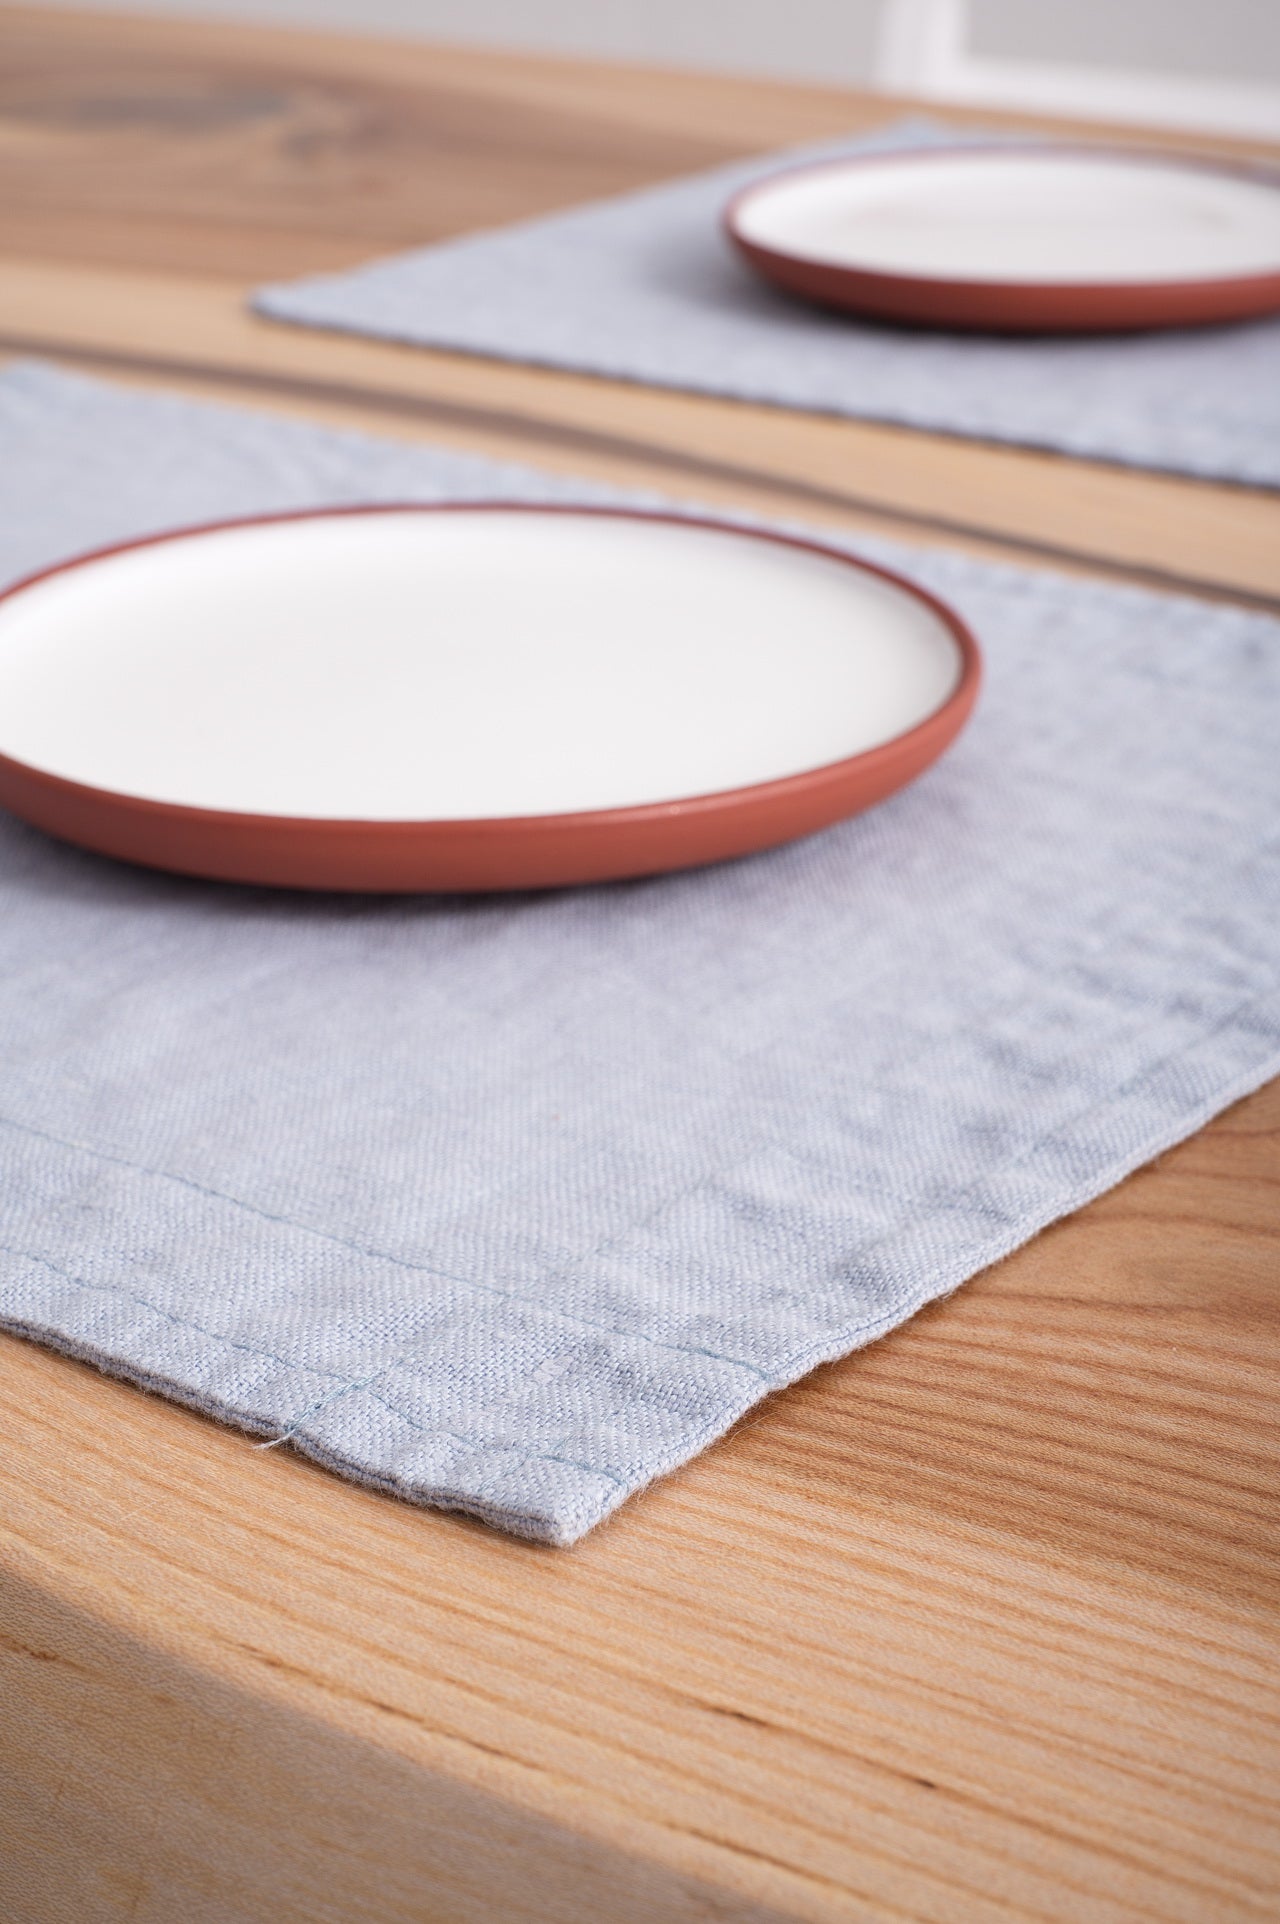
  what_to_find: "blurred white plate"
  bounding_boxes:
[727,147,1280,331]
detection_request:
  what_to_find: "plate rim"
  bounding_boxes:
[0,501,982,890]
[723,141,1280,331]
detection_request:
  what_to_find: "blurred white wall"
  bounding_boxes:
[27,0,1280,96]
[971,0,1280,89]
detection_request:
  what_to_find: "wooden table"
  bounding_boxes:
[1,10,1277,1921]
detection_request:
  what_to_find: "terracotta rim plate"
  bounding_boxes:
[725,145,1280,333]
[0,504,980,893]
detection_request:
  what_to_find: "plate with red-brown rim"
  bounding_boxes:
[725,144,1280,333]
[0,504,980,893]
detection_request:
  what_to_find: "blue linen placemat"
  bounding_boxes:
[255,120,1280,489]
[2,362,1278,1544]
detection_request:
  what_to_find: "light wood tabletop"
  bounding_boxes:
[1,9,1277,1922]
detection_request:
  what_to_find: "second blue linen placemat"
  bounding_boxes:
[256,121,1280,489]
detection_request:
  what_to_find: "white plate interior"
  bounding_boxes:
[733,150,1280,287]
[0,510,962,821]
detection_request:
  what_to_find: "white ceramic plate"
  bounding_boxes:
[0,506,979,891]
[727,147,1280,332]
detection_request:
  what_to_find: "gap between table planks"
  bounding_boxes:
[1,9,1279,1922]
[2,254,1279,607]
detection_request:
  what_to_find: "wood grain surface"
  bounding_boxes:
[4,1081,1278,1924]
[0,9,1278,1922]
[8,4,1267,282]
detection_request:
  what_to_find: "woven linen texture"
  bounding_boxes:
[255,120,1280,488]
[1,363,1278,1542]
